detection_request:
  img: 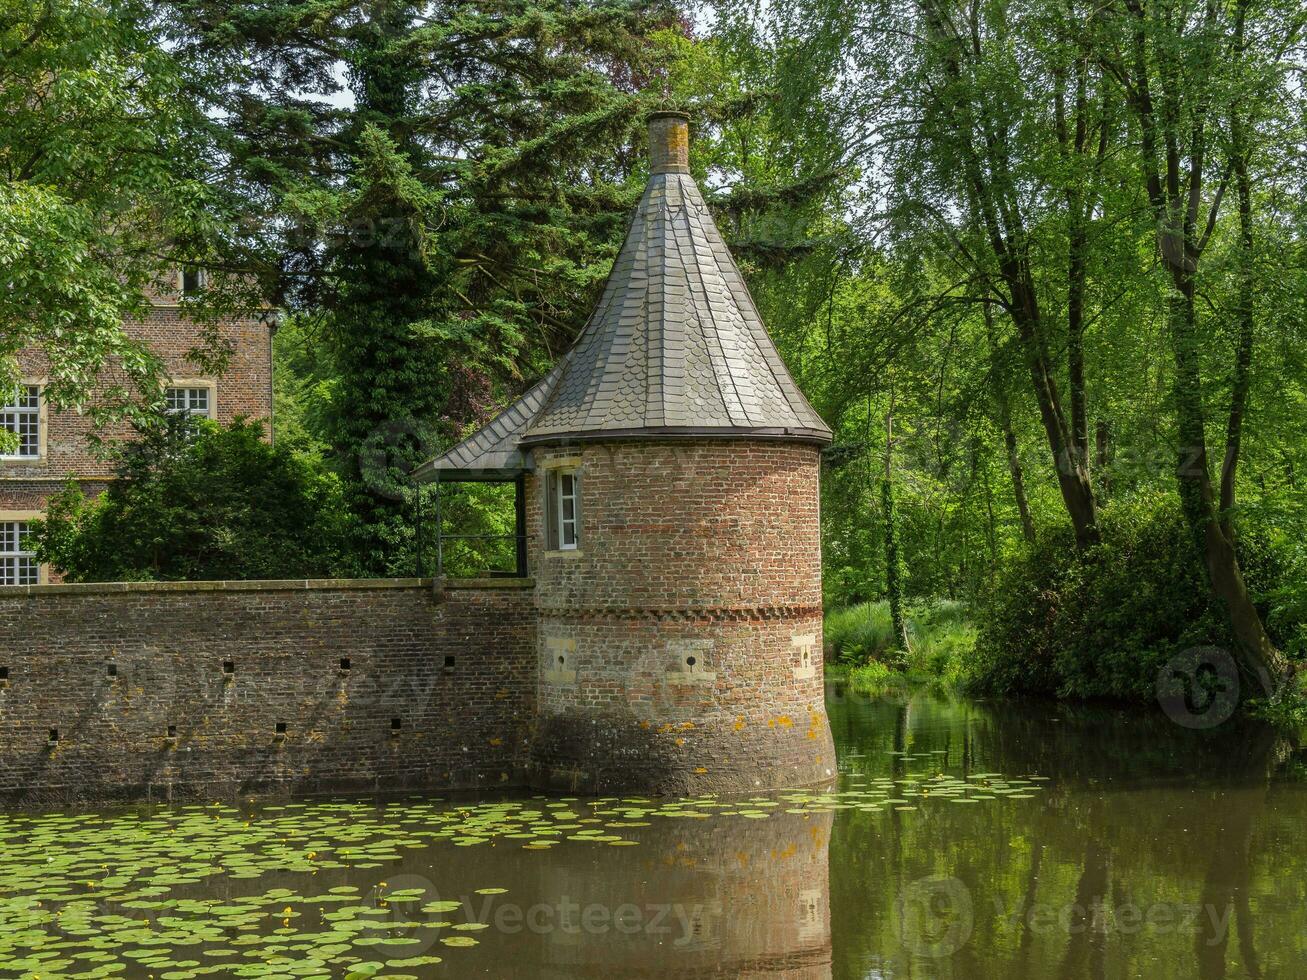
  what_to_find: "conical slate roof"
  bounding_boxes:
[418,112,830,480]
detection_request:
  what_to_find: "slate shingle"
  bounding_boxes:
[521,170,830,444]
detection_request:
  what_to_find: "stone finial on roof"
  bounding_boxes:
[648,111,691,175]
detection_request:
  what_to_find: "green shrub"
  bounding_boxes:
[1266,542,1307,660]
[1248,674,1307,732]
[31,413,351,582]
[824,598,977,685]
[906,600,977,685]
[846,659,896,696]
[969,491,1297,703]
[825,601,899,664]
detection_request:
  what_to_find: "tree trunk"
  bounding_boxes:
[1116,0,1286,695]
[1095,419,1112,499]
[1055,50,1102,489]
[882,478,910,655]
[1166,284,1286,692]
[1067,234,1090,478]
[1005,427,1037,544]
[922,0,1099,546]
[1006,272,1099,547]
[1222,5,1255,539]
[883,410,910,657]
[981,447,999,565]
[984,306,1037,543]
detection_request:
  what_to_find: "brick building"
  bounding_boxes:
[418,112,837,794]
[0,273,274,584]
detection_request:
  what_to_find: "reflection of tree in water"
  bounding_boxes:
[1192,726,1290,980]
[1057,837,1109,980]
[827,689,1303,980]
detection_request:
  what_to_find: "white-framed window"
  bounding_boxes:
[0,521,38,586]
[165,386,212,418]
[545,467,580,551]
[0,385,41,459]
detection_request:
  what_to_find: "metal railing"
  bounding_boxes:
[414,476,528,579]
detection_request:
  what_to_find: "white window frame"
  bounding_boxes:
[0,384,43,461]
[0,514,42,586]
[555,470,579,550]
[164,381,216,419]
[544,462,581,553]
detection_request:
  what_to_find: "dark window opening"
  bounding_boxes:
[422,477,527,579]
[223,660,235,674]
[443,655,455,668]
[275,722,287,735]
[339,657,351,672]
[48,728,58,743]
[107,663,117,677]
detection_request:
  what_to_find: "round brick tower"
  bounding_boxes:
[524,438,833,794]
[422,112,836,795]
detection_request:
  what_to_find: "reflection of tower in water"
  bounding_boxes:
[532,807,834,979]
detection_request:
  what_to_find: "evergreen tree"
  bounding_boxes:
[164,0,687,571]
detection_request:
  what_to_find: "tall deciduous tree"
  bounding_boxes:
[0,0,235,415]
[759,0,1141,547]
[1093,0,1301,690]
[725,0,1306,682]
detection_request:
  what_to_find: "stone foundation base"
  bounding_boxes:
[527,706,837,796]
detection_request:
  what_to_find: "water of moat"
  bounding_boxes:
[3,689,1306,980]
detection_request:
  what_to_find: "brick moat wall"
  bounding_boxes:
[0,578,536,806]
